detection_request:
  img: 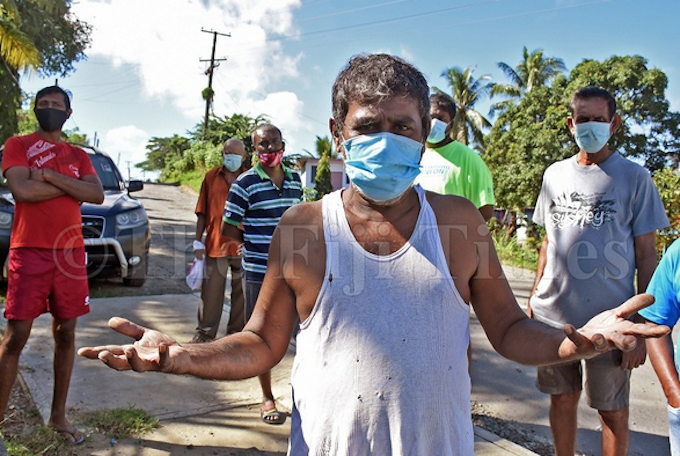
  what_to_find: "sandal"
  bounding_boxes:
[53,427,85,445]
[260,406,286,425]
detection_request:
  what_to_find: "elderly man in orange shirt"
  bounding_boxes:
[191,138,248,343]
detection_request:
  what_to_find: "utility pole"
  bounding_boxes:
[200,28,229,138]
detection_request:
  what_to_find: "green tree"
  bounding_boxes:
[0,0,41,70]
[490,47,566,116]
[0,0,91,143]
[485,82,571,213]
[485,54,680,241]
[653,167,680,254]
[137,135,191,173]
[190,112,268,150]
[435,66,492,147]
[312,136,333,200]
[567,55,680,171]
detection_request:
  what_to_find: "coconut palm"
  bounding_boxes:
[490,46,566,114]
[1,0,69,73]
[1,0,40,71]
[435,66,493,147]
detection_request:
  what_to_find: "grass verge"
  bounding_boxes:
[492,231,539,272]
[81,406,159,439]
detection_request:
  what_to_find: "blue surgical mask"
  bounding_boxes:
[427,118,448,145]
[343,132,422,203]
[223,154,242,172]
[573,121,612,154]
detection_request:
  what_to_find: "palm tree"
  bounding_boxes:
[0,0,42,72]
[436,66,493,147]
[490,46,566,114]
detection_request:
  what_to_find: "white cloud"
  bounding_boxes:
[249,91,307,152]
[102,125,150,179]
[72,0,310,150]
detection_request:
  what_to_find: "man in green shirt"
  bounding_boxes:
[415,92,495,221]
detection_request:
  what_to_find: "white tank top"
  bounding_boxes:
[288,185,472,456]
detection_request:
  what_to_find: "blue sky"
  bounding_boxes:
[19,0,680,179]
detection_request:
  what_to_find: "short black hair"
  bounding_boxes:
[331,53,430,136]
[34,86,71,111]
[429,92,457,119]
[569,86,616,120]
[251,123,283,145]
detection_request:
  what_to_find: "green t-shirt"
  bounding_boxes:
[415,141,495,208]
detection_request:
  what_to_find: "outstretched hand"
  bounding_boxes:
[562,294,670,359]
[77,317,179,372]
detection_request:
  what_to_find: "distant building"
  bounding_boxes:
[297,157,348,192]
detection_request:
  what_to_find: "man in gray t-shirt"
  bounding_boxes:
[529,86,669,456]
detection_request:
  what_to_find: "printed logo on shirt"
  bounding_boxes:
[84,295,90,307]
[421,165,451,177]
[549,191,616,229]
[69,164,80,178]
[26,140,55,160]
[33,152,56,169]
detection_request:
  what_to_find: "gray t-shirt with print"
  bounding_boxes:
[530,152,669,328]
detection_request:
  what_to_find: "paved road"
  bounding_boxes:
[88,182,198,297]
[129,183,673,456]
[3,182,672,455]
[471,265,672,456]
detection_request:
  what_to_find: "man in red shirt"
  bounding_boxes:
[0,86,104,444]
[191,138,247,343]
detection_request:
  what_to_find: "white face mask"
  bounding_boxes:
[573,121,612,154]
[426,118,448,145]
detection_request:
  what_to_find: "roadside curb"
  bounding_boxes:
[474,425,540,455]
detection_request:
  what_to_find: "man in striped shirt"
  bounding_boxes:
[222,124,303,425]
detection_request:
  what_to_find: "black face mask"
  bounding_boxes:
[35,108,68,132]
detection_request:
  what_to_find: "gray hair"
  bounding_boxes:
[331,54,430,135]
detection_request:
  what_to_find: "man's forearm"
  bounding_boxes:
[44,170,104,204]
[221,220,244,243]
[195,214,206,241]
[166,330,281,380]
[493,316,574,365]
[647,335,680,407]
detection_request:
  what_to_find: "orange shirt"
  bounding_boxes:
[2,133,96,250]
[195,166,242,257]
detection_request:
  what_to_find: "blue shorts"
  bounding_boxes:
[5,247,90,321]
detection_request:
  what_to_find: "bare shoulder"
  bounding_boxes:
[279,200,323,227]
[424,190,485,228]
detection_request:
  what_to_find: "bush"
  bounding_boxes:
[653,167,680,255]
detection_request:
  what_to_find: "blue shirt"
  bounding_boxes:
[639,238,680,371]
[223,163,302,282]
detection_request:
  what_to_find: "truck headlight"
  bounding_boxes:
[116,208,147,230]
[0,211,12,229]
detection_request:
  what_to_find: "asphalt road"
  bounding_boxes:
[29,182,671,455]
[87,182,199,297]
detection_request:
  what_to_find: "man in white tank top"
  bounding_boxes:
[79,54,670,456]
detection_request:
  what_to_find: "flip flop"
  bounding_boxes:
[54,427,85,445]
[260,406,286,425]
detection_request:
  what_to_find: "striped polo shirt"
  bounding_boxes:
[223,162,303,282]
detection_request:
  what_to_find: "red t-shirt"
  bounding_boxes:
[2,133,96,249]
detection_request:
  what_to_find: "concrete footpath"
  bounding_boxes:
[3,290,539,455]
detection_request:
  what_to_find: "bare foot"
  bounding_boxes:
[48,418,85,445]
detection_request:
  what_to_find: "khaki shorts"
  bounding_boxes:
[536,350,630,411]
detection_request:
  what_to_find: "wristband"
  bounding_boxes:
[193,240,205,251]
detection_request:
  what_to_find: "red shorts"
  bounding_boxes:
[5,247,90,321]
